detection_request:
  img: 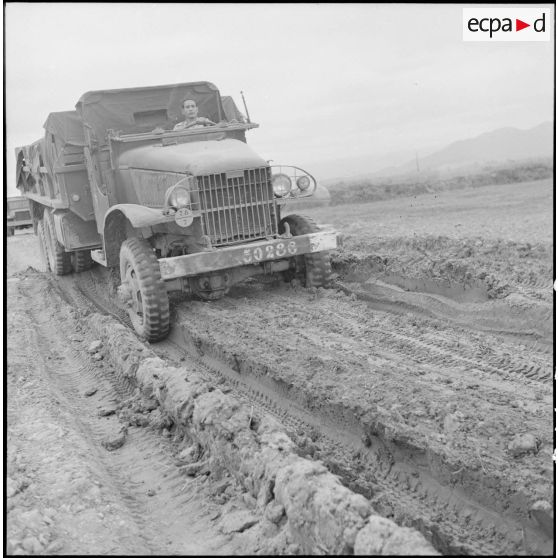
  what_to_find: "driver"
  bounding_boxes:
[173,99,216,130]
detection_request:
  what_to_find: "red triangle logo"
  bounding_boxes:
[516,19,530,31]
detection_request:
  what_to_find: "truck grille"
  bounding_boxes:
[197,167,278,246]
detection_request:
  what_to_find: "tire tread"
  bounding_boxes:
[278,214,333,288]
[44,212,71,275]
[119,237,170,342]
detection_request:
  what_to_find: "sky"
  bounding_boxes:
[5,3,555,194]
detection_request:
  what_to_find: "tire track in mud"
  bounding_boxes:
[52,269,552,555]
[67,269,134,329]
[148,335,473,555]
[69,267,551,386]
[243,283,551,393]
[16,276,231,556]
[164,357,484,556]
[317,294,551,385]
[159,322,548,556]
[166,286,552,555]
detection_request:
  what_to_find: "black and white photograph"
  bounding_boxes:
[5,3,554,555]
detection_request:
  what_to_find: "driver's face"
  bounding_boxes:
[182,100,198,119]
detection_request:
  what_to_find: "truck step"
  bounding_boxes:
[90,249,107,267]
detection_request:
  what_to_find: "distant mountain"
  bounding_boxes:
[381,122,553,176]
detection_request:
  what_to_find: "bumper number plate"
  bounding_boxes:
[242,240,297,264]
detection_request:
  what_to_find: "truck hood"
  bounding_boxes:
[116,138,268,175]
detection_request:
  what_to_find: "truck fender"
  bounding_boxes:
[105,204,174,229]
[103,204,174,267]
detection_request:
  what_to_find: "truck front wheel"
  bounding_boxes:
[278,214,333,288]
[119,237,170,342]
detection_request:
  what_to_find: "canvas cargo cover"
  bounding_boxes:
[16,111,85,191]
[44,111,85,146]
[76,81,225,144]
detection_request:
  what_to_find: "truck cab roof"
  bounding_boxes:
[75,81,226,144]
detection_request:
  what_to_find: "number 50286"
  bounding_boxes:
[242,241,297,264]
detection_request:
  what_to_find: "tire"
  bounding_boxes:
[43,211,72,275]
[278,214,333,288]
[71,250,93,273]
[7,227,14,237]
[37,218,51,272]
[119,237,170,342]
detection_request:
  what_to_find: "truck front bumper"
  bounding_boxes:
[158,230,339,281]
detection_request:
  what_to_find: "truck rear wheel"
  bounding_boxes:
[119,237,170,342]
[279,214,333,288]
[37,219,51,272]
[43,212,72,275]
[71,250,93,273]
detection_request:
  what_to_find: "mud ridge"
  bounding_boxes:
[162,334,492,555]
[331,237,552,306]
[13,275,246,555]
[87,312,437,555]
[163,312,553,556]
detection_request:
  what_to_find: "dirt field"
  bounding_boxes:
[6,177,553,555]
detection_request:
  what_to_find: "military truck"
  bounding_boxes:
[15,81,338,341]
[7,196,33,236]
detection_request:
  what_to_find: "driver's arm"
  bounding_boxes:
[198,117,216,126]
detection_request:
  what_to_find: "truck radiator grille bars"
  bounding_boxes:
[197,168,278,246]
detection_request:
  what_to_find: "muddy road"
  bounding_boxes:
[7,260,270,555]
[6,178,554,555]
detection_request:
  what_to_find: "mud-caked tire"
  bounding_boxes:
[71,250,94,273]
[279,214,333,288]
[43,212,72,275]
[119,237,170,342]
[37,218,51,272]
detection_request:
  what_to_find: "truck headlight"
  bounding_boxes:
[272,174,292,197]
[168,187,190,209]
[296,176,311,191]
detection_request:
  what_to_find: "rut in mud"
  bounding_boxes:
[167,285,553,555]
[7,274,273,555]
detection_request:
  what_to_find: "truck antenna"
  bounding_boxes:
[240,91,251,124]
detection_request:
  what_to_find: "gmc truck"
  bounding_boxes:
[7,196,33,236]
[15,81,338,341]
